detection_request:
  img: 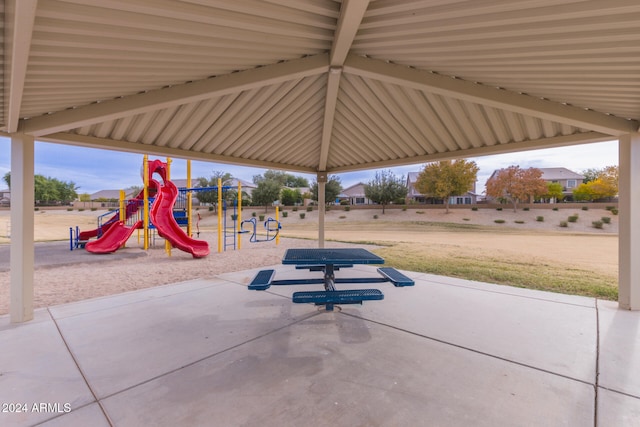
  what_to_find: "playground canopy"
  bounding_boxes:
[3,1,640,321]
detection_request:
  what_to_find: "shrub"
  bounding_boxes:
[326,206,331,211]
[582,206,589,211]
[494,219,505,224]
[471,207,478,211]
[592,220,603,229]
[34,207,39,211]
[209,206,214,211]
[259,214,265,221]
[339,215,346,219]
[78,208,85,212]
[231,214,238,221]
[402,207,407,211]
[91,207,97,211]
[292,207,298,212]
[344,206,350,211]
[552,207,559,211]
[601,216,611,224]
[523,207,530,211]
[606,206,615,211]
[536,216,544,222]
[252,212,257,217]
[560,221,568,227]
[67,208,73,211]
[416,211,425,214]
[611,208,619,215]
[306,206,313,212]
[514,220,525,224]
[282,211,288,218]
[299,213,305,219]
[463,218,470,221]
[496,207,503,211]
[567,215,579,223]
[373,215,379,219]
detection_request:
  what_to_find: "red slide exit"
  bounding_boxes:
[150,180,210,258]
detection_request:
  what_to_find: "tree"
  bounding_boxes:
[364,170,408,214]
[2,172,9,189]
[414,160,479,213]
[311,175,342,205]
[251,179,281,212]
[573,165,618,201]
[281,187,302,206]
[196,171,233,206]
[254,170,309,188]
[544,182,564,203]
[32,175,78,205]
[485,166,547,212]
[581,168,601,184]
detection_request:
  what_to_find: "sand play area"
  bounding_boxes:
[0,206,618,315]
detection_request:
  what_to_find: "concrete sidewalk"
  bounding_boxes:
[1,265,639,426]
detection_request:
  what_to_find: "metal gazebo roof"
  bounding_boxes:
[3,0,637,173]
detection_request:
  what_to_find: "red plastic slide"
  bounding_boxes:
[85,220,143,254]
[79,189,146,241]
[150,180,210,258]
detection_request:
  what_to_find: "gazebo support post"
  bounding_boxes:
[619,133,640,310]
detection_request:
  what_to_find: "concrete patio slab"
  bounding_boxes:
[598,300,640,397]
[597,388,640,427]
[100,311,594,427]
[52,280,314,399]
[0,311,94,427]
[242,265,598,383]
[2,266,639,426]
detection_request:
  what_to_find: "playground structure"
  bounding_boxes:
[72,156,280,257]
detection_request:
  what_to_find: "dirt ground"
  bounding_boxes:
[0,206,618,315]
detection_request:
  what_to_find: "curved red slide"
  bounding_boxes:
[85,220,143,254]
[150,180,210,258]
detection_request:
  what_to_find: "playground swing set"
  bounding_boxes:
[70,156,281,258]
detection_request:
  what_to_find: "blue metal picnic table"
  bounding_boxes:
[248,248,414,311]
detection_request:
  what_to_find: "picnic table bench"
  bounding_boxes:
[248,248,414,311]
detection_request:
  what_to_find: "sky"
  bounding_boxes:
[0,137,619,195]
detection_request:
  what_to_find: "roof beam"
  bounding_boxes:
[344,54,638,136]
[328,131,614,173]
[38,132,317,174]
[330,0,370,66]
[4,0,38,133]
[318,0,370,171]
[20,53,330,137]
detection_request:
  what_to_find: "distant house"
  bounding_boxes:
[89,189,136,201]
[226,178,256,197]
[406,172,479,205]
[0,188,10,206]
[538,167,585,200]
[486,167,585,202]
[340,183,373,205]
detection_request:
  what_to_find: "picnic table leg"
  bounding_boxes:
[324,264,335,311]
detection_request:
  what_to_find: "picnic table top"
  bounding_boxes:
[282,248,385,265]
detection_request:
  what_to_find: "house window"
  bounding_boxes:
[355,197,365,204]
[567,180,576,188]
[465,197,472,204]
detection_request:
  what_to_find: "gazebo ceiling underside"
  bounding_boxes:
[2,0,639,175]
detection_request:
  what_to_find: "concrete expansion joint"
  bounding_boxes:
[47,308,115,426]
